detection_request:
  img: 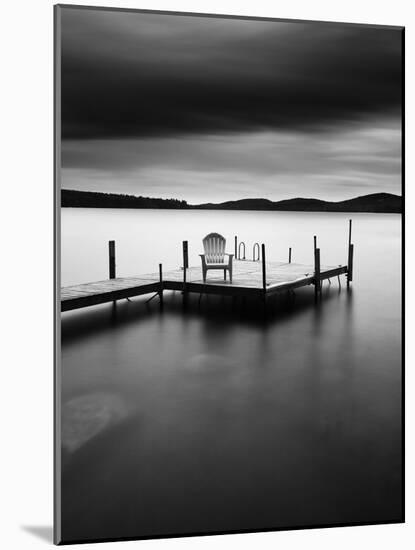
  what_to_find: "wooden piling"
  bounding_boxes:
[347,219,353,288]
[314,238,321,297]
[315,248,321,295]
[261,243,267,317]
[109,240,116,279]
[234,235,237,258]
[159,263,163,305]
[288,247,292,264]
[347,244,354,288]
[182,240,188,289]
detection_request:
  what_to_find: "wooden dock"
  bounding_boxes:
[61,260,348,312]
[61,278,160,312]
[61,225,353,312]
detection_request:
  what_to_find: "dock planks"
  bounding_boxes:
[61,260,348,312]
[61,278,159,312]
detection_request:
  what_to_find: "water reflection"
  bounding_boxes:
[62,392,129,453]
[60,212,402,542]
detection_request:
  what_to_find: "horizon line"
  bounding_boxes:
[61,188,402,205]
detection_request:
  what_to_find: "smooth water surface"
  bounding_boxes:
[60,209,402,542]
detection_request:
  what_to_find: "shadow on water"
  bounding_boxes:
[61,282,350,345]
[58,280,403,542]
[58,212,402,542]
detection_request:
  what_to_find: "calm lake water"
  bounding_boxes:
[60,209,402,542]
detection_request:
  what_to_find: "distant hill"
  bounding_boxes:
[196,193,402,213]
[61,189,402,213]
[61,189,188,209]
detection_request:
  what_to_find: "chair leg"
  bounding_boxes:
[203,266,207,283]
[224,270,227,281]
[229,266,233,284]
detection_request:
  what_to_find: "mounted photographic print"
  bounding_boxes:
[54,5,404,545]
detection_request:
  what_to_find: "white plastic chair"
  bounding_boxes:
[200,233,234,283]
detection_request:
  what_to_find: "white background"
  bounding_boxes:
[0,0,411,548]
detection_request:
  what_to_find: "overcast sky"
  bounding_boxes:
[60,7,402,203]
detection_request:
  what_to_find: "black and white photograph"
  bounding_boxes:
[55,5,403,545]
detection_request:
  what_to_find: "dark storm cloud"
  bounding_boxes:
[60,8,402,139]
[61,119,401,202]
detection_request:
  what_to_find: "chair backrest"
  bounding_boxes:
[203,233,226,263]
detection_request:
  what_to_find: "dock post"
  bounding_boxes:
[347,219,354,289]
[313,236,321,298]
[314,248,321,298]
[234,235,237,258]
[182,240,188,290]
[261,243,267,317]
[347,245,354,288]
[109,240,116,279]
[261,243,267,290]
[159,263,164,307]
[288,247,292,264]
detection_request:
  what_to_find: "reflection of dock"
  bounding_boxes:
[61,222,354,313]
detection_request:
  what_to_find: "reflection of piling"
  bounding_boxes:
[313,235,321,299]
[109,240,116,279]
[159,263,164,308]
[261,243,267,318]
[261,244,267,290]
[288,247,292,264]
[109,240,116,305]
[182,240,189,309]
[347,219,354,289]
[182,240,188,290]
